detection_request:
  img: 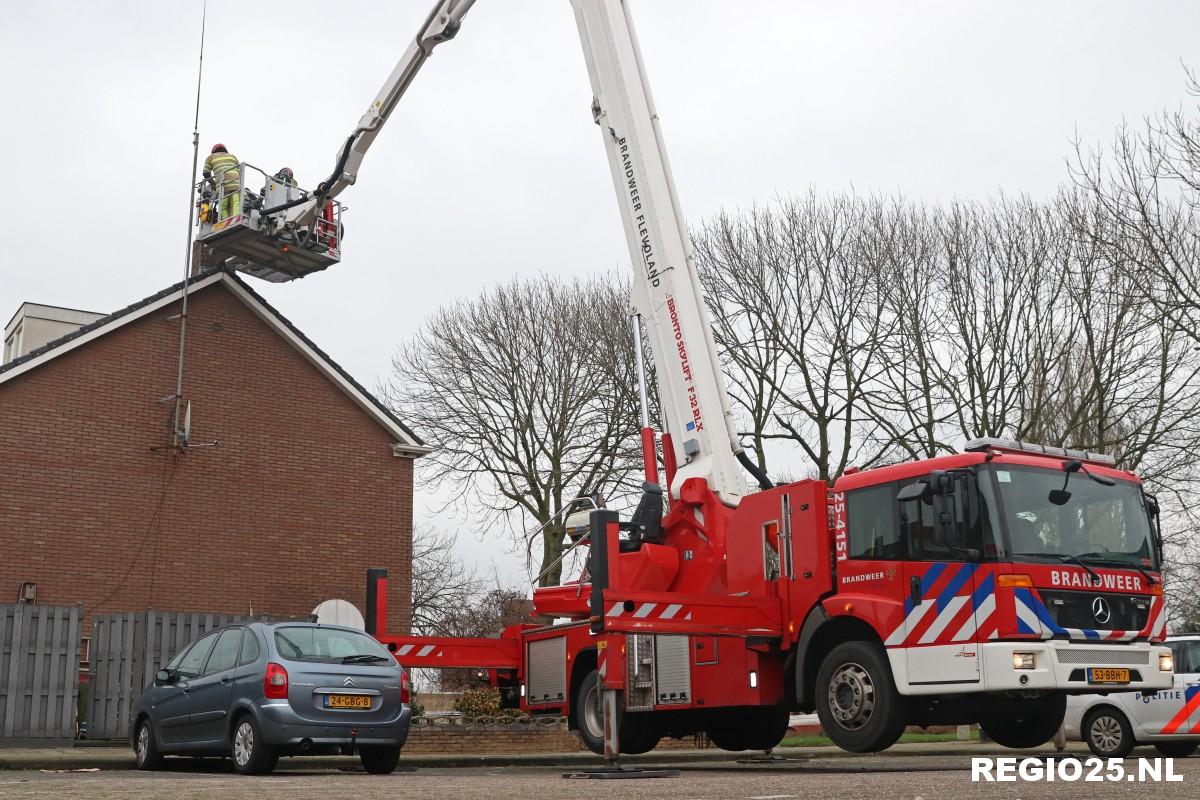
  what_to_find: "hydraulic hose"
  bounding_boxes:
[736,450,774,491]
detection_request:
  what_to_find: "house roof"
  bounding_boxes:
[0,268,428,456]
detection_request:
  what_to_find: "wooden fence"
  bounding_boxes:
[88,610,298,740]
[0,603,82,742]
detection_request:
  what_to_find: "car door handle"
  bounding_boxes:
[910,575,922,606]
[221,676,232,684]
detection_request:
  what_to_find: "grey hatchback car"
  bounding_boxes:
[131,622,410,775]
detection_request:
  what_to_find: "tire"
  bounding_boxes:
[815,640,907,753]
[706,709,752,752]
[573,669,658,755]
[1154,741,1197,758]
[575,669,607,755]
[1082,706,1135,758]
[134,718,164,770]
[707,706,790,752]
[231,714,278,775]
[979,694,1066,750]
[619,714,661,755]
[745,706,791,751]
[360,745,401,775]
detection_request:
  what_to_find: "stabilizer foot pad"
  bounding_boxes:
[562,768,680,779]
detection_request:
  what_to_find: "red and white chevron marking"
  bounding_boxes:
[606,602,693,621]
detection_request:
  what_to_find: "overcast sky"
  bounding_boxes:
[4,1,1199,587]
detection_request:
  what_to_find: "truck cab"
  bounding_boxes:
[815,437,1172,750]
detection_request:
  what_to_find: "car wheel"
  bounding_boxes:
[134,718,164,770]
[1083,707,1135,758]
[1154,741,1198,758]
[359,745,401,775]
[231,715,278,775]
[816,641,907,752]
[979,694,1066,750]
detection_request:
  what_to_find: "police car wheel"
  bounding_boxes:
[816,640,906,753]
[1083,707,1135,758]
[1154,742,1197,758]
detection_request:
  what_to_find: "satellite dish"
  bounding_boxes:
[311,598,365,629]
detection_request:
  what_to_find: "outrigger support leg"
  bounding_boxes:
[602,685,621,767]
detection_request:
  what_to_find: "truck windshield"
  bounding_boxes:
[984,464,1157,569]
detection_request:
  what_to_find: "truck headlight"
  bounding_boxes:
[1160,652,1174,673]
[1013,652,1036,670]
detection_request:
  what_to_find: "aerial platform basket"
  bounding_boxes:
[195,162,344,283]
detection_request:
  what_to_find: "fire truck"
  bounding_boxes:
[199,1,1175,759]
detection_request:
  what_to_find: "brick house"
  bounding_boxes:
[0,267,425,638]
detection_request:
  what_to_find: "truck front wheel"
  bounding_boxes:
[815,640,907,752]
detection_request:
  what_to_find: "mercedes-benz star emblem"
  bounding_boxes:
[343,677,356,687]
[1092,596,1112,625]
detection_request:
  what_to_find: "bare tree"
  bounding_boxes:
[1069,68,1200,349]
[432,585,534,691]
[385,275,644,586]
[410,527,483,637]
[695,193,896,481]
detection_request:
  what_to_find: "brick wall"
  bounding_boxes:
[0,282,413,634]
[403,718,707,755]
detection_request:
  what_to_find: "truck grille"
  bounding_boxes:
[1056,648,1150,665]
[1039,590,1151,632]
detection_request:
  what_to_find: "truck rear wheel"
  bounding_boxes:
[707,706,791,752]
[574,669,660,755]
[816,640,906,753]
[981,694,1066,750]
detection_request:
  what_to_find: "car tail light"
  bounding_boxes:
[264,662,288,699]
[400,670,411,704]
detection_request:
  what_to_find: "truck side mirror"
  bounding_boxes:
[896,482,930,503]
[928,470,958,546]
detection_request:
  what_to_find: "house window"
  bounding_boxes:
[3,324,21,362]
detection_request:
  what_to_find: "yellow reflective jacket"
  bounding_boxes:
[203,152,241,189]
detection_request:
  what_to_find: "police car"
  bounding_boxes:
[1065,634,1200,757]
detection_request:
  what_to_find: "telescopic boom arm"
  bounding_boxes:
[287,0,753,504]
[571,0,748,504]
[282,0,477,228]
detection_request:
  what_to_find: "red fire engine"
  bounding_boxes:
[211,0,1176,762]
[367,436,1172,758]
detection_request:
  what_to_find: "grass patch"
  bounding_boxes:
[779,730,980,747]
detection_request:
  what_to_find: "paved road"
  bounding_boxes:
[1,752,1195,800]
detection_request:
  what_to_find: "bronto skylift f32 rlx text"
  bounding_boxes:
[225,0,1177,760]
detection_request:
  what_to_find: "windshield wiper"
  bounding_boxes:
[1077,552,1158,586]
[341,654,391,664]
[1012,552,1103,586]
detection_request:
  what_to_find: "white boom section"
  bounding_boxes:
[281,0,477,228]
[571,0,746,505]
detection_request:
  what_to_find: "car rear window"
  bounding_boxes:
[273,627,394,664]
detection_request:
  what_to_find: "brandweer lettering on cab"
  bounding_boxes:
[1051,570,1142,591]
